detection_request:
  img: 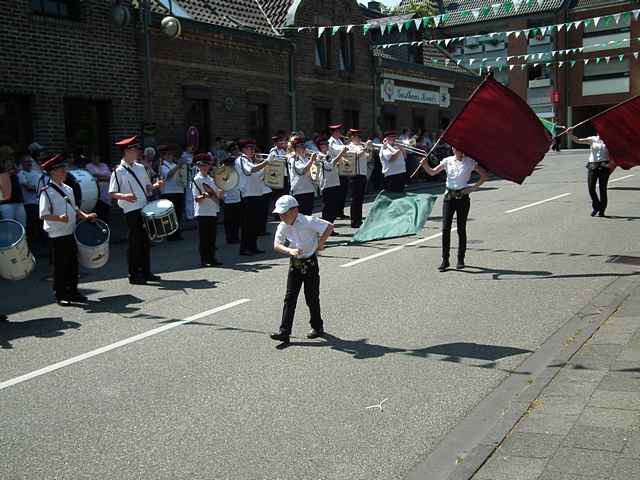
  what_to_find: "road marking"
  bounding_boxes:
[0,298,251,392]
[505,193,571,214]
[340,230,455,268]
[609,174,634,183]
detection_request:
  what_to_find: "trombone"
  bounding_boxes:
[372,141,428,156]
[256,153,288,161]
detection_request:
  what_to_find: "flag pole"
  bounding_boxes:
[556,94,640,138]
[409,137,443,179]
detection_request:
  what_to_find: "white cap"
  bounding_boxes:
[28,142,44,153]
[273,195,299,214]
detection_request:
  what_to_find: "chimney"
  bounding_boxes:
[368,1,382,12]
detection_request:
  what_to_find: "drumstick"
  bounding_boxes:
[65,198,107,234]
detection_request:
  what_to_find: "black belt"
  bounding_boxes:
[290,254,317,273]
[587,161,608,171]
[444,189,468,200]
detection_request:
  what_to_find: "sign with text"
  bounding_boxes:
[382,79,450,108]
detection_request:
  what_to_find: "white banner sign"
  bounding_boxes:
[382,79,450,107]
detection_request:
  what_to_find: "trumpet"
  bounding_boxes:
[305,149,328,159]
[256,153,288,161]
[372,142,428,156]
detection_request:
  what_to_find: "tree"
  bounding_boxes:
[393,0,438,17]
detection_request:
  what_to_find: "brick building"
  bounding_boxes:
[0,0,142,160]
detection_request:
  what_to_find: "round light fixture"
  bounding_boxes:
[161,16,182,38]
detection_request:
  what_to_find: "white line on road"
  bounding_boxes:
[340,229,455,268]
[609,174,635,183]
[0,298,252,392]
[505,193,571,214]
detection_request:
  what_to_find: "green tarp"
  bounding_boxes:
[350,191,437,244]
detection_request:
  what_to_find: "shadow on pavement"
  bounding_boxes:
[0,317,81,350]
[406,342,532,361]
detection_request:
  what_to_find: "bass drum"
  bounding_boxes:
[0,219,35,281]
[213,165,240,191]
[75,219,110,269]
[67,169,99,212]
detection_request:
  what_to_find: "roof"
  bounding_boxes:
[149,0,290,36]
[437,0,566,27]
[375,44,478,76]
[366,13,416,26]
[571,0,629,10]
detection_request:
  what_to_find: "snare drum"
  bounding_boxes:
[264,159,285,190]
[75,219,110,269]
[0,219,35,280]
[141,199,178,241]
[67,169,99,212]
[338,151,357,177]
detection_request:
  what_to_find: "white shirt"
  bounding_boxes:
[36,172,50,198]
[274,214,330,259]
[85,162,112,203]
[288,154,315,195]
[160,159,184,194]
[348,143,370,176]
[320,153,340,190]
[108,160,151,213]
[192,172,221,217]
[587,136,609,163]
[380,145,406,176]
[328,136,344,158]
[17,169,41,205]
[236,154,264,198]
[39,181,77,238]
[268,147,288,177]
[440,156,477,190]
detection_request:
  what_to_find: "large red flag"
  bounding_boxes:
[591,96,640,170]
[442,75,552,184]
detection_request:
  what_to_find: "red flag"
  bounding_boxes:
[591,96,640,170]
[442,76,552,184]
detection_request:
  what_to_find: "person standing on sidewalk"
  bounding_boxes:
[420,147,488,272]
[568,128,615,217]
[17,153,41,249]
[270,195,333,346]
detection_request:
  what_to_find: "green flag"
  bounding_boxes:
[538,117,556,136]
[350,192,437,244]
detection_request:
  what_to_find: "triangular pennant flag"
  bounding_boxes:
[379,23,386,35]
[596,57,602,64]
[634,10,640,21]
[537,0,543,5]
[634,52,639,60]
[613,13,621,24]
[492,4,501,15]
[538,52,544,60]
[445,38,452,46]
[533,63,539,68]
[584,18,593,28]
[414,18,422,30]
[441,13,450,24]
[509,65,515,71]
[513,0,523,11]
[471,8,481,19]
[593,17,600,27]
[297,27,306,32]
[515,30,521,39]
[347,25,354,34]
[521,64,526,71]
[573,21,582,30]
[507,56,513,61]
[570,60,577,68]
[387,22,395,33]
[545,62,551,68]
[422,16,430,27]
[445,59,450,65]
[433,15,442,27]
[578,47,584,53]
[504,1,513,13]
[557,23,565,32]
[558,61,564,68]
[603,16,613,26]
[457,59,463,65]
[481,6,491,17]
[604,56,610,63]
[397,22,404,33]
[318,26,326,38]
[331,26,340,36]
[469,58,475,65]
[506,31,514,37]
[403,20,412,31]
[618,54,624,62]
[584,58,590,65]
[363,24,371,36]
[540,26,548,36]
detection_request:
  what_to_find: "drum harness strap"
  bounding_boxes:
[46,182,71,216]
[114,166,146,198]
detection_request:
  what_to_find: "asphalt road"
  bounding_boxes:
[1,151,639,480]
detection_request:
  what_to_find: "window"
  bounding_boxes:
[32,0,80,19]
[64,98,111,162]
[315,35,331,69]
[184,97,210,151]
[247,103,269,150]
[583,59,630,96]
[0,95,32,150]
[339,33,355,72]
[313,108,331,135]
[343,109,359,129]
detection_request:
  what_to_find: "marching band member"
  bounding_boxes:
[568,129,615,217]
[236,138,269,256]
[268,134,289,219]
[316,136,345,233]
[223,143,242,244]
[380,131,407,193]
[420,147,488,271]
[160,145,185,241]
[39,154,97,305]
[270,195,333,346]
[346,128,371,228]
[192,153,224,267]
[328,123,349,220]
[85,153,112,224]
[109,136,164,285]
[288,136,315,216]
[259,157,273,236]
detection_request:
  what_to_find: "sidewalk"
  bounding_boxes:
[472,281,640,480]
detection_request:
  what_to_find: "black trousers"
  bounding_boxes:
[197,216,218,264]
[23,204,39,250]
[94,200,111,224]
[52,234,78,299]
[442,195,471,261]
[322,185,341,223]
[350,175,367,227]
[161,193,184,239]
[279,255,323,336]
[241,196,262,252]
[384,173,406,193]
[337,176,350,216]
[223,201,242,243]
[294,192,314,216]
[260,192,272,233]
[587,167,611,214]
[125,209,151,280]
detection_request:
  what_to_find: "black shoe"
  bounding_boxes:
[69,293,88,303]
[598,211,605,217]
[351,223,362,229]
[239,250,254,256]
[201,262,214,268]
[270,332,290,343]
[0,314,7,322]
[129,277,147,285]
[146,274,161,282]
[591,210,598,217]
[330,231,340,236]
[211,259,223,267]
[456,260,465,269]
[438,260,450,272]
[337,214,350,220]
[306,329,325,339]
[56,297,72,306]
[252,249,265,254]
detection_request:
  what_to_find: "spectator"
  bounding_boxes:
[85,153,112,223]
[0,147,26,227]
[17,153,41,247]
[27,142,46,173]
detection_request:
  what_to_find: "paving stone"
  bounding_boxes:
[609,457,640,480]
[589,331,634,345]
[610,361,640,373]
[563,425,630,453]
[622,432,640,458]
[517,413,579,436]
[498,432,563,458]
[473,454,546,480]
[577,407,640,430]
[537,472,608,480]
[598,372,640,393]
[546,447,620,477]
[569,344,622,370]
[589,390,640,411]
[552,368,608,384]
[599,320,639,334]
[537,395,590,416]
[543,378,600,399]
[617,348,640,362]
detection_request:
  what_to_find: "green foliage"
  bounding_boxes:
[392,0,438,17]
